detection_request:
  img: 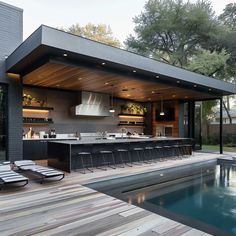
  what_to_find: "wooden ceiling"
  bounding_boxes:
[23,62,216,102]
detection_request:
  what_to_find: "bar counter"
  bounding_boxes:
[48,137,192,172]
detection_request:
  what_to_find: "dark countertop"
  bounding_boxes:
[50,137,189,145]
[23,138,78,141]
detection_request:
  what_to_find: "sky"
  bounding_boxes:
[2,0,236,43]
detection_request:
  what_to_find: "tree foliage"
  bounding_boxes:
[219,3,236,30]
[217,3,236,83]
[125,0,219,67]
[125,0,236,81]
[187,49,229,77]
[61,23,121,48]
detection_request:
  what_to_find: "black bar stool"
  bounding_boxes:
[178,140,192,158]
[155,145,164,161]
[115,149,132,167]
[165,140,180,160]
[173,144,183,159]
[132,147,144,164]
[98,150,116,170]
[183,144,193,157]
[162,143,173,160]
[144,146,155,163]
[76,152,93,174]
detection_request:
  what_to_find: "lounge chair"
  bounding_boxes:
[14,160,65,184]
[0,164,28,190]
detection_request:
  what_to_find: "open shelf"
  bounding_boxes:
[118,124,145,127]
[23,121,54,124]
[118,113,144,118]
[23,106,54,111]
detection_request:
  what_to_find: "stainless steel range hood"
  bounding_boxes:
[71,91,111,117]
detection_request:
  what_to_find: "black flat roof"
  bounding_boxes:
[6,25,236,96]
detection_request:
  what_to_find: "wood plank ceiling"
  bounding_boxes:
[23,62,216,102]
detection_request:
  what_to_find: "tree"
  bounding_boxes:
[218,3,236,83]
[61,23,121,48]
[219,3,236,30]
[125,0,219,67]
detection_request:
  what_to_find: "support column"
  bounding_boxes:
[188,101,195,139]
[8,76,23,161]
[219,97,223,154]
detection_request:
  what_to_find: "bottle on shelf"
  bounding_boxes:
[27,127,34,138]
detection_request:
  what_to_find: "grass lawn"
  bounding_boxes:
[202,145,236,152]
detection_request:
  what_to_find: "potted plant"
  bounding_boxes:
[23,93,45,107]
[23,94,33,106]
[121,103,147,115]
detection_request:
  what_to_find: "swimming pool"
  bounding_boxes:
[87,161,236,236]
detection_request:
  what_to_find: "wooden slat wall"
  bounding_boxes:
[152,101,179,137]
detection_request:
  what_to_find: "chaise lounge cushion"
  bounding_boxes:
[0,164,28,185]
[14,160,64,182]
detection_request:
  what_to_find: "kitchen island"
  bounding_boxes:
[23,137,78,160]
[48,137,193,172]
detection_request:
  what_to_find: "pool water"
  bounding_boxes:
[87,163,236,236]
[147,165,236,235]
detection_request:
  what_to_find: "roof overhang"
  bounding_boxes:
[6,25,236,100]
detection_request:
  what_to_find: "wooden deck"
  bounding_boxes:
[0,152,227,236]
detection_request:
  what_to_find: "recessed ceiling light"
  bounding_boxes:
[172,94,176,98]
[109,108,115,113]
[133,70,136,73]
[78,78,83,81]
[127,94,131,97]
[156,75,159,78]
[102,62,106,65]
[56,84,60,87]
[209,88,212,91]
[63,53,67,57]
[185,96,188,99]
[177,80,180,83]
[194,84,197,87]
[105,82,109,85]
[151,91,155,94]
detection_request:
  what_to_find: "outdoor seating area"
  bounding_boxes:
[75,142,192,174]
[0,164,28,190]
[14,160,65,184]
[0,160,65,190]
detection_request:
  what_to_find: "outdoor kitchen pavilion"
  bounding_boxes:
[6,25,236,155]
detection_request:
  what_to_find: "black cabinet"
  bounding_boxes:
[23,139,77,160]
[23,140,48,160]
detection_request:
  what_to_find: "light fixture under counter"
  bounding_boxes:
[23,106,54,111]
[118,114,144,119]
